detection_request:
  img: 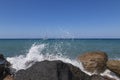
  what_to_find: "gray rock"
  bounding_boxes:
[15,60,91,80]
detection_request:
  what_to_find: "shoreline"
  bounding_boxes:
[1,51,120,80]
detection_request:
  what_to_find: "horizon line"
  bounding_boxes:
[0,38,120,40]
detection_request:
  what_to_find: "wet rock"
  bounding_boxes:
[0,54,11,80]
[0,54,5,74]
[15,60,91,80]
[77,51,108,73]
[107,60,120,77]
[91,75,116,80]
[67,63,90,80]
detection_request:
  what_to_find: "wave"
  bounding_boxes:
[7,43,120,80]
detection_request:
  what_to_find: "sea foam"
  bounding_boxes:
[7,43,83,71]
[7,43,120,80]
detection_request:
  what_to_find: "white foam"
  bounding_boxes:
[7,43,120,80]
[101,69,120,80]
[7,44,45,70]
[7,43,83,71]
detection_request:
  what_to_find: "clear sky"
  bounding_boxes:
[0,0,120,38]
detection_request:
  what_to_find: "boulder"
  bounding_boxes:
[0,54,11,80]
[0,54,5,74]
[15,60,91,80]
[77,51,108,73]
[3,75,14,80]
[91,75,116,80]
[107,60,120,77]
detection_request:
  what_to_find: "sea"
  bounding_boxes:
[0,39,120,79]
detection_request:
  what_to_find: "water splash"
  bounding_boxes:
[7,43,83,71]
[7,44,45,70]
[7,43,120,80]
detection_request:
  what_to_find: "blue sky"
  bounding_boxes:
[0,0,120,38]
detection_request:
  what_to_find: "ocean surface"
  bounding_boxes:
[0,39,120,58]
[0,39,120,79]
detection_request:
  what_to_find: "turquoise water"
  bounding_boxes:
[0,39,120,59]
[1,39,119,79]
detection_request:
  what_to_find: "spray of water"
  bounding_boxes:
[7,43,83,71]
[7,43,120,80]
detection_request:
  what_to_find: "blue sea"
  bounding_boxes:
[0,39,120,59]
[1,39,120,79]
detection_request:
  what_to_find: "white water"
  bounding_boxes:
[7,43,120,80]
[7,43,83,71]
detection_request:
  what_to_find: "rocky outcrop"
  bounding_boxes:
[107,60,120,77]
[0,52,119,80]
[0,54,6,74]
[0,54,12,80]
[14,60,117,80]
[15,60,91,80]
[77,51,108,73]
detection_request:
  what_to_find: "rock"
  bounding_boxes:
[103,76,116,80]
[91,75,116,80]
[107,60,120,77]
[0,54,5,74]
[3,75,14,80]
[0,54,11,80]
[15,60,91,80]
[67,63,90,80]
[77,51,108,73]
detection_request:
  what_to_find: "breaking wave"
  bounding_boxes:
[7,43,120,80]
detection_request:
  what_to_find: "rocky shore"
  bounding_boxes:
[0,51,120,80]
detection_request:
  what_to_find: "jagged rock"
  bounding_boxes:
[107,60,120,77]
[0,54,6,74]
[15,60,91,80]
[77,51,108,73]
[0,54,11,80]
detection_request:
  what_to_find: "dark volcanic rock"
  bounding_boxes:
[0,54,5,77]
[15,60,91,80]
[0,54,5,74]
[0,54,11,80]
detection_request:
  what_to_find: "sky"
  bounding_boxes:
[0,0,120,38]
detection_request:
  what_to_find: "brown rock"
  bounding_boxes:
[3,75,14,80]
[107,60,120,77]
[77,51,108,73]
